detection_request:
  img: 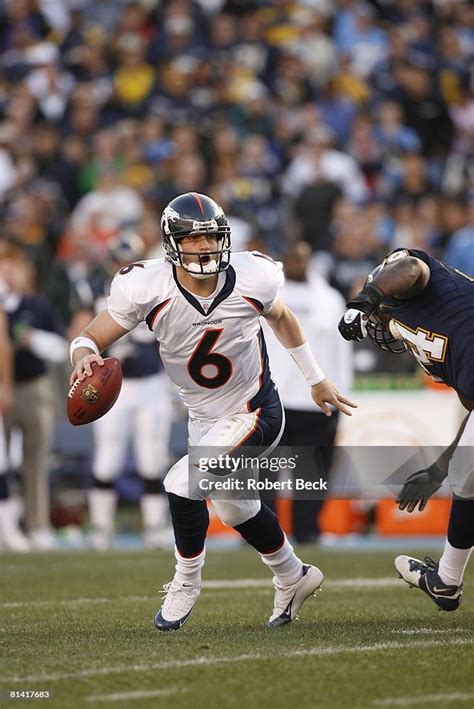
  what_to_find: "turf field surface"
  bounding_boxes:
[1,548,473,709]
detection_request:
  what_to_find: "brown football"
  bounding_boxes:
[67,357,122,426]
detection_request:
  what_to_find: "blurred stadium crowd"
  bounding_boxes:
[0,0,472,549]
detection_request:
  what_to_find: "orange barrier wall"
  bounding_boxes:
[376,498,451,536]
[206,498,450,537]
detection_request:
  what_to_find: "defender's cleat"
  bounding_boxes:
[268,564,324,627]
[154,579,201,631]
[395,555,462,612]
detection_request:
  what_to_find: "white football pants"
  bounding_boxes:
[448,410,474,499]
[164,409,285,527]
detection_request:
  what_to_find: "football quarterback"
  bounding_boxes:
[70,192,357,631]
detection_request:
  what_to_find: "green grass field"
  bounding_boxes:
[1,547,473,709]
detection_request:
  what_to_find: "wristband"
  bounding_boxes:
[427,461,447,483]
[287,342,325,386]
[346,283,385,315]
[70,336,99,365]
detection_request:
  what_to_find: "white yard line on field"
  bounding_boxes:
[0,576,402,608]
[86,688,186,702]
[3,639,472,685]
[373,692,474,706]
[204,577,402,589]
[390,627,467,635]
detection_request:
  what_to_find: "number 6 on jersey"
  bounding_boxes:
[187,328,233,389]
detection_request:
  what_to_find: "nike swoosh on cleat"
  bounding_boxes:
[432,586,456,595]
[424,578,458,598]
[273,592,296,624]
[284,592,296,619]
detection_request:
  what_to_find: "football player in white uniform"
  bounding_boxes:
[70,192,357,630]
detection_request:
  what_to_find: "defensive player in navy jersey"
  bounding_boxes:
[338,248,473,612]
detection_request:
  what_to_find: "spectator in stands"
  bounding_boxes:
[69,163,144,257]
[375,100,421,161]
[397,63,453,165]
[444,203,474,277]
[25,42,75,122]
[112,33,155,118]
[283,125,370,202]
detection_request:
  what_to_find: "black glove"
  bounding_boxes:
[395,465,446,513]
[338,284,385,341]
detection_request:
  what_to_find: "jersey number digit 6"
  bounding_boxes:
[188,329,233,389]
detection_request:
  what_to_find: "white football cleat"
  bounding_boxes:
[154,579,201,631]
[395,555,462,612]
[268,564,324,627]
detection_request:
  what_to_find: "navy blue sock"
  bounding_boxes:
[234,504,285,554]
[447,496,474,549]
[168,493,209,557]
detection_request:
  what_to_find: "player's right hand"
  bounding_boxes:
[396,468,443,513]
[69,354,104,386]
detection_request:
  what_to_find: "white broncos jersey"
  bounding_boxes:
[106,252,284,419]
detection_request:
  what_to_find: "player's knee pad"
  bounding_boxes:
[211,498,261,527]
[164,456,192,498]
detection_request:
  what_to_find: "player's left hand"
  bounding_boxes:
[311,379,358,417]
[396,468,444,513]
